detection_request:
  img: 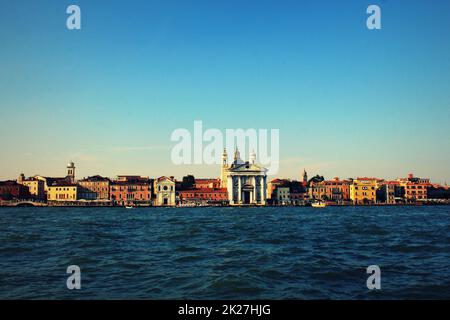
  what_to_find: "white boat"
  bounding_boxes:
[178,203,196,207]
[125,206,135,209]
[311,201,327,208]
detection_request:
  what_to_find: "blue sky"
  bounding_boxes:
[1,0,449,183]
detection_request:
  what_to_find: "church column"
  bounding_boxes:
[252,176,256,204]
[238,176,242,204]
[262,176,267,205]
[227,175,233,205]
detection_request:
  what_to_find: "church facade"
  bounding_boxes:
[155,176,176,206]
[221,148,268,206]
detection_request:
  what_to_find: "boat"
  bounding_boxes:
[125,205,135,209]
[177,203,196,208]
[311,201,327,208]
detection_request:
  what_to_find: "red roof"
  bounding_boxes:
[195,178,220,182]
[49,181,77,187]
[179,188,227,193]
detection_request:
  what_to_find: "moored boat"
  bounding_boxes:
[311,201,327,208]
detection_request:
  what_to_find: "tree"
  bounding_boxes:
[181,175,195,190]
[308,175,325,187]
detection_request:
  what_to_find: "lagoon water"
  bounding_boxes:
[0,206,449,299]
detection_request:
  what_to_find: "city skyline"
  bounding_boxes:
[5,159,447,188]
[2,158,443,207]
[1,0,450,183]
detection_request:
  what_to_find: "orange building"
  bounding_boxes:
[110,176,153,206]
[78,175,111,200]
[178,188,228,205]
[194,178,221,189]
[398,173,430,202]
[309,178,351,202]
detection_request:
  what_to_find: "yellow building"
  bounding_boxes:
[350,178,379,205]
[17,174,46,200]
[47,182,78,201]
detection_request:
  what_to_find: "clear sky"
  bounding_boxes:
[1,0,449,183]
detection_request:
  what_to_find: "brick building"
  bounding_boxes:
[178,188,228,205]
[309,178,351,202]
[78,175,111,200]
[398,173,430,202]
[110,176,153,206]
[0,181,31,200]
[194,178,221,189]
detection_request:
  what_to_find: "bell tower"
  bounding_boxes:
[221,149,228,188]
[303,169,308,184]
[67,161,76,183]
[18,173,25,184]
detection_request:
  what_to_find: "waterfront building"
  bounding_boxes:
[376,181,404,204]
[290,191,306,205]
[223,148,268,206]
[178,188,228,205]
[155,176,176,206]
[427,184,450,200]
[267,178,307,205]
[350,178,379,205]
[194,178,221,189]
[77,187,97,201]
[78,175,111,200]
[275,187,290,205]
[47,181,78,201]
[0,180,31,200]
[398,173,430,202]
[289,180,308,204]
[33,161,77,194]
[17,174,46,200]
[267,178,290,200]
[110,176,152,206]
[302,169,308,185]
[116,175,145,182]
[309,177,351,203]
[34,175,70,193]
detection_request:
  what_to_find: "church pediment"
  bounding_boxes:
[228,163,267,173]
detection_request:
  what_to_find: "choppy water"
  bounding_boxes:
[0,206,449,299]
